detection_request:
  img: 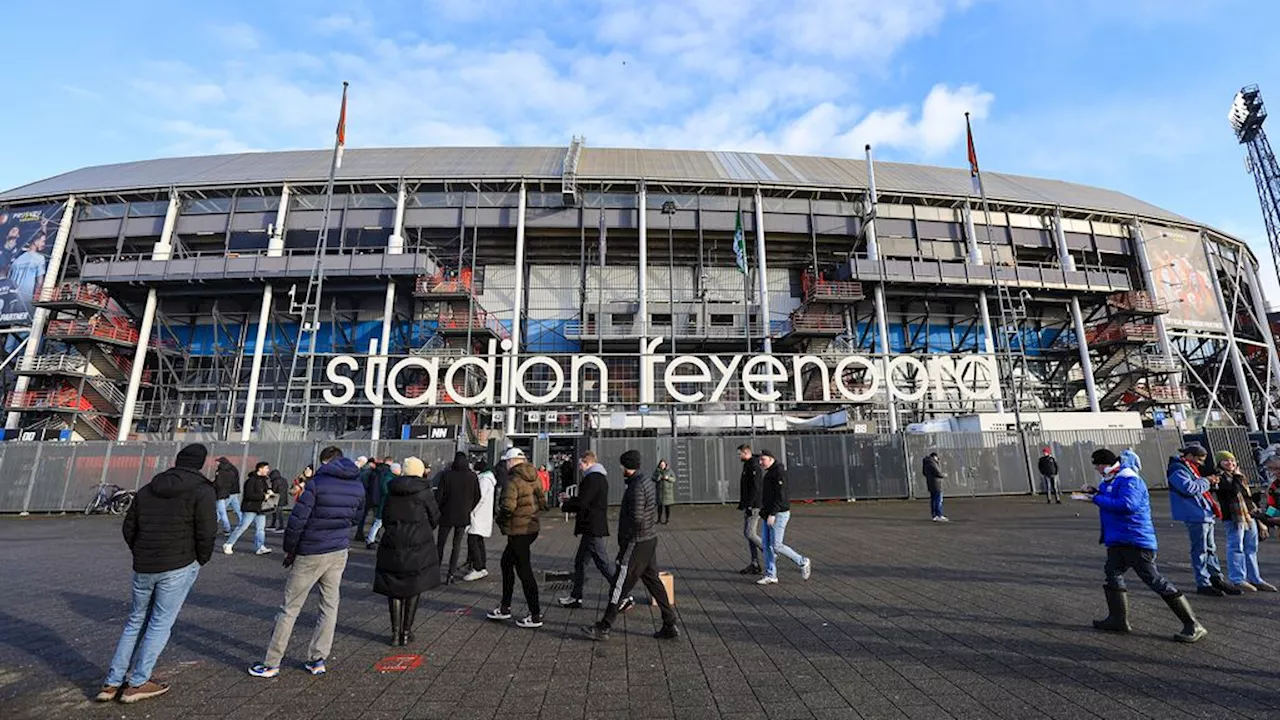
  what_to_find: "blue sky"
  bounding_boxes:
[2,0,1279,296]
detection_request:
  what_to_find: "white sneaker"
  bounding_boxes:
[255,546,272,555]
[515,615,544,629]
[801,558,812,581]
[486,607,512,621]
[557,596,583,608]
[462,569,488,581]
[222,543,233,555]
[937,516,950,523]
[756,576,778,585]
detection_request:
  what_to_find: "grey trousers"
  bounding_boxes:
[263,549,348,667]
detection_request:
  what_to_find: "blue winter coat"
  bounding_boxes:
[1166,456,1215,523]
[1093,460,1158,551]
[284,457,365,556]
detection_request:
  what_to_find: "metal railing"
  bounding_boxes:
[17,355,89,376]
[33,283,112,309]
[430,310,510,339]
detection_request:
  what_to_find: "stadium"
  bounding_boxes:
[0,141,1275,459]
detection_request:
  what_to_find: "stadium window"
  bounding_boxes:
[710,314,734,326]
[651,313,672,326]
[290,194,347,211]
[78,203,127,220]
[610,313,634,326]
[347,193,397,209]
[127,200,169,217]
[228,231,269,252]
[184,198,232,215]
[234,195,281,212]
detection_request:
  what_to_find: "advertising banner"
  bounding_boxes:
[0,203,66,327]
[1145,226,1223,332]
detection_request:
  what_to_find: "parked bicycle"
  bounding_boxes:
[85,482,134,515]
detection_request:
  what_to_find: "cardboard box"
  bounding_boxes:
[650,571,675,607]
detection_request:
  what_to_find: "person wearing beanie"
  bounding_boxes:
[486,446,547,628]
[1082,447,1207,643]
[1167,443,1239,596]
[582,449,678,642]
[250,446,364,680]
[373,456,441,646]
[97,444,216,704]
[435,452,481,584]
[736,443,765,575]
[1214,451,1275,592]
[756,449,812,585]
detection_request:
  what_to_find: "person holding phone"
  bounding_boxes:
[1166,444,1239,596]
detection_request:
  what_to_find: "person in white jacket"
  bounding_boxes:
[462,459,497,581]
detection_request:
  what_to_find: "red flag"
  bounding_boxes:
[965,112,980,195]
[335,82,348,168]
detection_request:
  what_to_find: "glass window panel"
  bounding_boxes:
[290,194,347,211]
[184,197,232,215]
[581,192,638,209]
[78,203,127,220]
[228,231,269,251]
[408,191,469,208]
[127,200,169,217]
[235,195,281,212]
[347,193,397,209]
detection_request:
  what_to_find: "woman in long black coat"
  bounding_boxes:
[374,456,441,646]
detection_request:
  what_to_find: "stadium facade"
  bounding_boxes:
[0,142,1276,446]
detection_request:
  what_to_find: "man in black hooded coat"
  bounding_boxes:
[435,452,480,583]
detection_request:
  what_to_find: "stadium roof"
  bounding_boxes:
[1,146,1192,224]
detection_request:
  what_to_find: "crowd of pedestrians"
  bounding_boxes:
[94,434,1280,705]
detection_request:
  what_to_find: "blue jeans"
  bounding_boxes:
[215,494,241,534]
[743,509,762,563]
[366,517,383,544]
[104,561,200,687]
[930,490,944,519]
[1185,521,1223,587]
[227,512,266,552]
[1225,520,1264,585]
[762,511,807,579]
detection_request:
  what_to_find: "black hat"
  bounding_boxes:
[620,450,642,470]
[1179,443,1208,458]
[1091,448,1119,466]
[758,449,775,459]
[176,444,208,471]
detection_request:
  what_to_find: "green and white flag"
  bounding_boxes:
[733,204,748,274]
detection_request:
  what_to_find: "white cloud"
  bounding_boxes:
[832,84,994,157]
[213,22,260,51]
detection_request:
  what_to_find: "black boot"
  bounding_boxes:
[1210,575,1242,596]
[388,598,404,646]
[401,594,420,646]
[1162,593,1208,643]
[1092,587,1131,633]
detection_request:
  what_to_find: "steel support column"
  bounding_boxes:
[963,203,1003,412]
[240,185,290,441]
[1055,211,1099,411]
[864,148,898,432]
[119,194,180,440]
[753,187,775,410]
[6,195,77,430]
[370,181,407,440]
[506,182,527,432]
[1243,254,1280,431]
[1203,233,1259,431]
[638,182,648,338]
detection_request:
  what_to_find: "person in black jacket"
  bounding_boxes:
[582,450,677,641]
[97,444,215,705]
[374,457,441,646]
[558,450,633,610]
[1038,447,1062,504]
[756,450,812,585]
[923,452,948,522]
[213,456,241,534]
[223,462,276,556]
[737,444,765,575]
[352,456,375,540]
[268,469,289,532]
[435,452,480,583]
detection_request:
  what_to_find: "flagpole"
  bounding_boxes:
[966,111,1035,490]
[300,80,348,431]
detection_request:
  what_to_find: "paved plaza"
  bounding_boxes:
[1,496,1278,720]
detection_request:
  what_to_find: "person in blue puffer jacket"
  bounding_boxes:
[249,446,365,679]
[1166,443,1239,596]
[1085,448,1206,643]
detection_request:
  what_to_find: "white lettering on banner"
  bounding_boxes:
[322,337,1002,408]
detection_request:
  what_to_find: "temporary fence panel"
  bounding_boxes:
[848,434,912,499]
[905,432,1031,498]
[0,444,40,513]
[25,442,78,513]
[1037,429,1183,491]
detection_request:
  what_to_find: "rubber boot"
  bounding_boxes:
[1162,593,1208,643]
[1092,587,1131,633]
[401,594,421,646]
[388,598,404,646]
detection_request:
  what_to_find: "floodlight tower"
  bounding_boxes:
[1230,86,1280,289]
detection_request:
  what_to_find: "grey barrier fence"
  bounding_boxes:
[0,429,1187,514]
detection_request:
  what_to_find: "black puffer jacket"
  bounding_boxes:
[760,463,791,518]
[123,467,217,573]
[738,456,763,510]
[375,475,442,598]
[213,458,240,500]
[617,470,658,547]
[435,453,480,527]
[240,473,271,513]
[565,463,609,537]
